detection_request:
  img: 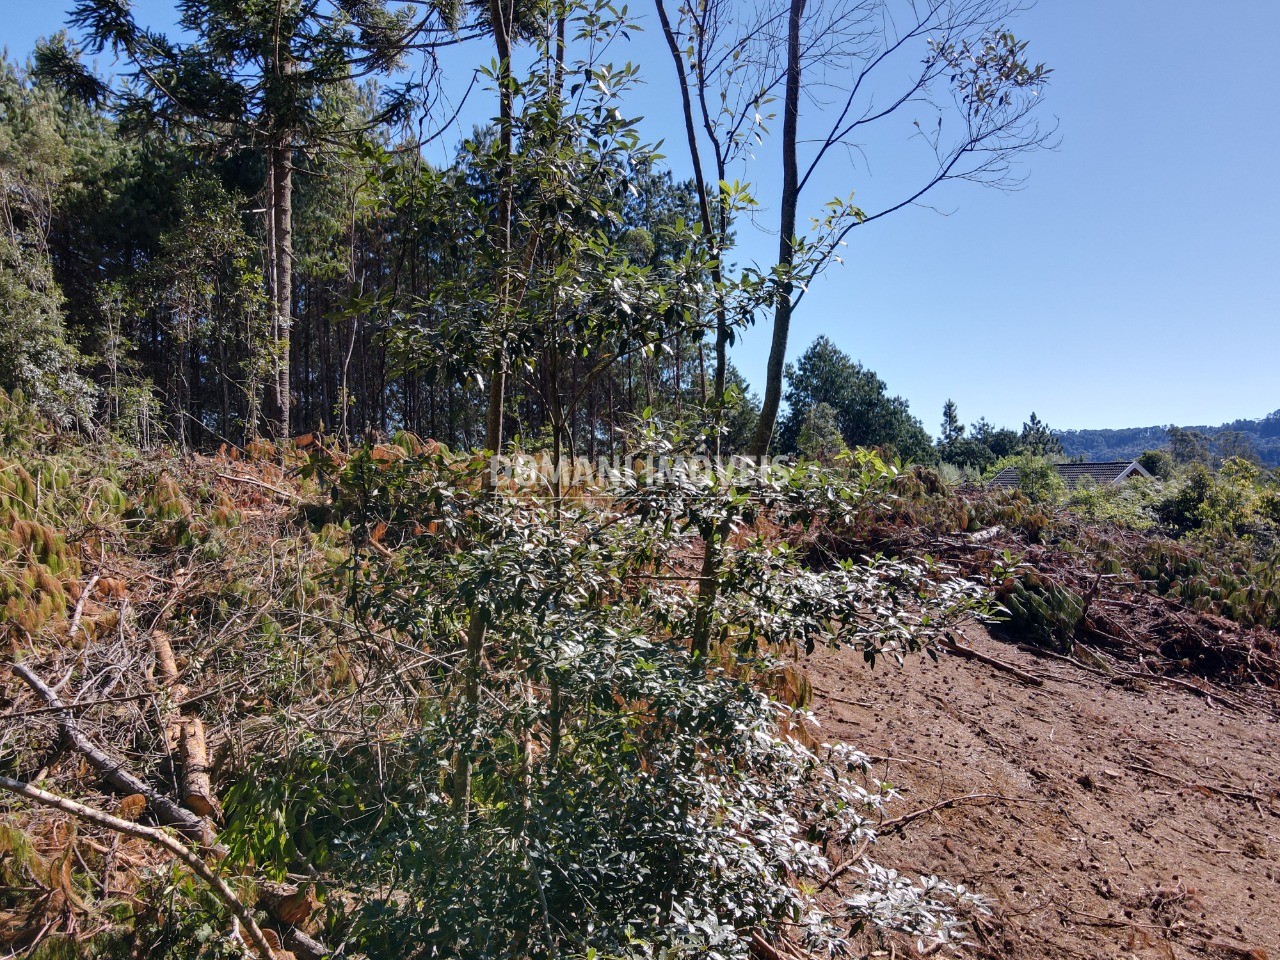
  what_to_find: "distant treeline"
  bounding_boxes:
[1057,411,1280,467]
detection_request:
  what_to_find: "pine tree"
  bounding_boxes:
[0,58,96,427]
[941,399,964,445]
[40,0,442,438]
[1020,412,1063,457]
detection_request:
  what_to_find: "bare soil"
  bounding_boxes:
[807,624,1280,959]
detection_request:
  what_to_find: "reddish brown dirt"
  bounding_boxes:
[806,625,1280,959]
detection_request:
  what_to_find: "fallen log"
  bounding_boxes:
[215,471,301,503]
[967,525,1004,544]
[284,928,330,960]
[149,630,221,819]
[940,633,1046,687]
[179,717,219,819]
[151,628,181,686]
[67,573,101,644]
[11,661,213,844]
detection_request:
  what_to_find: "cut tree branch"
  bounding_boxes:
[10,661,213,843]
[0,775,275,960]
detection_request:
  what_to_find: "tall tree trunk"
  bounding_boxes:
[654,0,730,454]
[457,0,516,827]
[265,141,294,441]
[484,0,515,465]
[750,0,805,458]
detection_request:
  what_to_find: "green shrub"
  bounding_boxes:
[1137,448,1175,480]
[1155,463,1212,531]
[1067,476,1161,530]
[303,446,991,957]
[796,401,848,463]
[1016,454,1066,504]
[1196,457,1264,534]
[995,568,1082,652]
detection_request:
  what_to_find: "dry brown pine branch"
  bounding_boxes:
[10,660,213,843]
[879,792,1050,836]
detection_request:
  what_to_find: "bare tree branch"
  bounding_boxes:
[0,775,277,960]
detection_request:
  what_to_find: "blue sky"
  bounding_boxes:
[5,1,1278,434]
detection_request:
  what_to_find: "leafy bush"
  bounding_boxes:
[1155,458,1278,541]
[1013,454,1065,504]
[215,444,993,958]
[1155,463,1213,531]
[971,486,1054,542]
[795,401,847,463]
[994,567,1083,653]
[1196,457,1264,534]
[1137,448,1175,480]
[1067,476,1162,530]
[1132,540,1280,631]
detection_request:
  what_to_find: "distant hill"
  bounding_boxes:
[1056,410,1280,467]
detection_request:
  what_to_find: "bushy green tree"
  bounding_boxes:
[0,58,95,427]
[970,417,1022,460]
[42,0,440,437]
[1019,411,1063,457]
[940,398,964,444]
[1137,448,1175,480]
[779,336,933,463]
[796,401,847,462]
[1014,452,1065,504]
[1168,426,1211,466]
[938,400,998,471]
[1197,457,1264,534]
[1213,429,1260,466]
[295,441,989,958]
[1156,462,1213,531]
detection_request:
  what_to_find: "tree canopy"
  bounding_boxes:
[779,336,934,462]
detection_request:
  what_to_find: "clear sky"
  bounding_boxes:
[4,1,1278,434]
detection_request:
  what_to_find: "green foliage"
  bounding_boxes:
[1196,457,1264,534]
[1132,539,1280,631]
[938,435,996,472]
[129,472,195,549]
[1155,462,1213,531]
[720,365,762,456]
[1137,448,1175,480]
[1168,426,1212,466]
[969,417,1023,460]
[940,399,963,445]
[988,453,1064,505]
[0,58,96,428]
[974,486,1054,541]
[93,867,252,960]
[1211,429,1260,465]
[995,567,1083,653]
[941,408,1066,471]
[1018,455,1065,504]
[795,401,847,463]
[1154,458,1277,540]
[779,337,934,464]
[0,3,1060,950]
[305,440,988,957]
[222,742,366,881]
[1018,412,1063,457]
[1067,476,1162,530]
[0,445,83,634]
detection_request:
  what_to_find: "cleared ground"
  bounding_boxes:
[808,624,1280,959]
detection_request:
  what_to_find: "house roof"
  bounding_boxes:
[990,460,1153,490]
